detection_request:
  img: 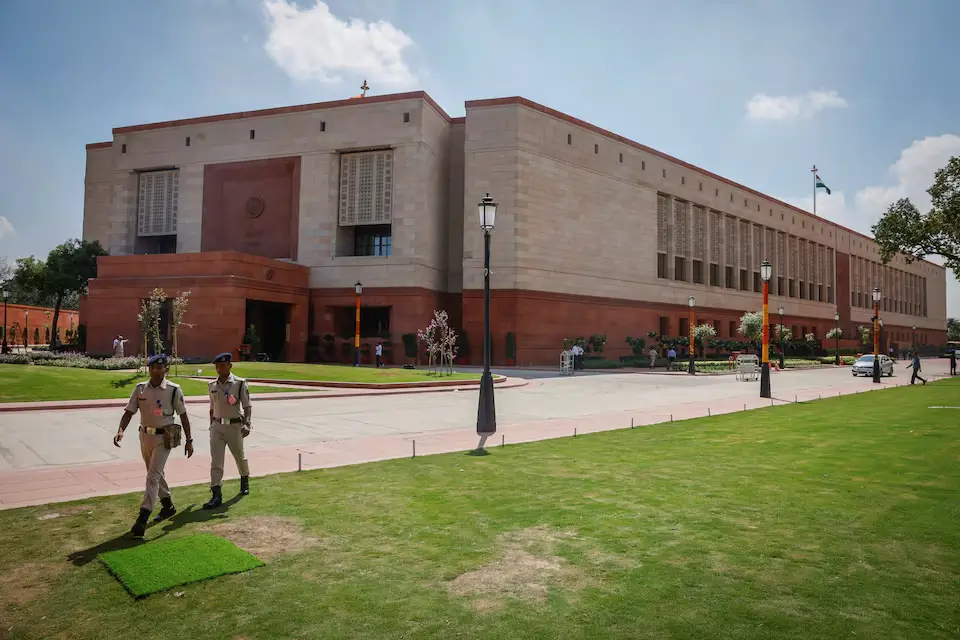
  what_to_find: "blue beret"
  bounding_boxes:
[213,352,233,363]
[147,354,168,366]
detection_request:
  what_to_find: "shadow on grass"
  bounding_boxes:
[67,533,144,567]
[65,496,244,566]
[110,374,141,389]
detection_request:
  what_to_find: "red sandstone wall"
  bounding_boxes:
[201,157,301,260]
[1,304,80,345]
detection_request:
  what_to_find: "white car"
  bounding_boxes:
[852,354,893,377]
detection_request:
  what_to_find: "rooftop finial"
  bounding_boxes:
[360,79,369,98]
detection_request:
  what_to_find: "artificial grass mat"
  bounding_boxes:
[98,533,263,598]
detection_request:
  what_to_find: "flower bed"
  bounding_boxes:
[0,351,182,370]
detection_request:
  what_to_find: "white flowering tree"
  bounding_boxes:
[825,327,843,340]
[774,324,793,342]
[417,309,458,376]
[136,288,167,373]
[737,311,763,345]
[171,291,192,376]
[857,325,871,347]
[692,323,717,357]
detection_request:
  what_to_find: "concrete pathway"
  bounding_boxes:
[0,361,952,510]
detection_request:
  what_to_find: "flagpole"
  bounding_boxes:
[811,164,818,216]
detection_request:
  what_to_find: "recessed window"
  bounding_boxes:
[185,136,191,147]
[662,169,666,178]
[642,160,646,170]
[121,144,127,154]
[657,253,668,278]
[802,221,806,228]
[619,152,623,163]
[594,143,599,154]
[699,182,703,191]
[757,204,761,212]
[781,213,785,220]
[354,224,393,257]
[320,121,326,132]
[730,193,734,202]
[567,133,572,145]
[715,188,719,196]
[744,199,748,207]
[403,112,410,123]
[249,129,255,140]
[681,176,685,185]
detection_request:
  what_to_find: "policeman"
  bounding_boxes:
[203,352,252,509]
[113,354,194,538]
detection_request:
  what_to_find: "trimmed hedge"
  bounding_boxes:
[0,351,183,370]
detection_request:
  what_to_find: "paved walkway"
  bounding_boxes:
[0,361,952,510]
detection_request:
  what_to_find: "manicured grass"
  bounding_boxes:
[0,365,307,403]
[219,361,479,383]
[99,533,263,598]
[1,380,959,638]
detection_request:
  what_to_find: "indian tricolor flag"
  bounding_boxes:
[815,174,832,195]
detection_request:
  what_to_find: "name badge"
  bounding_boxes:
[227,394,238,406]
[153,399,163,417]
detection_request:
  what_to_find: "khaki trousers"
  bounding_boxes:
[139,431,171,511]
[210,422,250,487]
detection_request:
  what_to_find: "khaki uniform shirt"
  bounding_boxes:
[208,374,251,420]
[124,379,186,428]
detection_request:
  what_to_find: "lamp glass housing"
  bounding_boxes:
[478,193,498,230]
[872,287,881,303]
[355,281,363,295]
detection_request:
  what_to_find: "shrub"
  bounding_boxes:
[581,357,621,369]
[625,336,647,356]
[588,334,607,354]
[0,351,182,370]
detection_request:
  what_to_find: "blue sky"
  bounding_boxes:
[1,0,958,313]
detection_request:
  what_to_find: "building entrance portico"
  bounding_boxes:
[82,251,309,362]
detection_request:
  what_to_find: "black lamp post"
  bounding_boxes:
[475,193,498,450]
[834,311,841,366]
[912,324,917,354]
[1,286,8,354]
[353,281,362,367]
[872,286,882,383]
[760,260,772,398]
[24,310,29,354]
[778,304,785,369]
[688,296,696,375]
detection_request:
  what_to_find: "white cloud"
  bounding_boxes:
[0,216,15,240]
[262,0,417,88]
[746,90,848,122]
[779,133,960,316]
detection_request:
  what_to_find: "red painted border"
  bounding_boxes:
[85,141,112,150]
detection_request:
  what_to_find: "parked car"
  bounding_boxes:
[852,354,894,377]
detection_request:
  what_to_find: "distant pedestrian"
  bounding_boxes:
[572,344,584,370]
[375,342,383,368]
[648,346,658,369]
[113,335,128,358]
[112,354,194,538]
[667,347,677,368]
[906,352,927,385]
[950,349,957,376]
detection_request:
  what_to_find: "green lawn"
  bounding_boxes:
[217,361,480,383]
[0,365,308,403]
[2,380,958,639]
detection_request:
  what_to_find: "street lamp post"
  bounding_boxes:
[476,193,498,449]
[1,287,8,354]
[834,311,841,366]
[872,286,882,383]
[24,310,29,354]
[760,260,772,398]
[778,305,785,370]
[912,324,917,354]
[688,296,696,375]
[353,281,362,367]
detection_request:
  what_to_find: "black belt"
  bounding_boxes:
[141,427,166,435]
[214,418,244,424]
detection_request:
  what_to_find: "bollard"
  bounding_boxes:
[574,428,577,438]
[502,434,505,447]
[771,398,774,406]
[795,395,798,403]
[708,408,711,417]
[298,453,302,472]
[413,440,416,458]
[743,404,746,412]
[819,393,822,399]
[670,414,673,422]
[631,417,634,429]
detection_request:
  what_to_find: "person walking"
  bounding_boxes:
[203,352,252,509]
[906,352,927,385]
[375,342,383,368]
[648,346,658,370]
[113,334,128,358]
[667,346,677,369]
[949,348,956,376]
[112,354,194,538]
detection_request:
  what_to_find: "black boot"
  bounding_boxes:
[203,486,223,509]
[240,476,250,496]
[130,508,151,539]
[154,496,176,521]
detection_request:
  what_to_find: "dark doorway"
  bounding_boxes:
[245,300,290,361]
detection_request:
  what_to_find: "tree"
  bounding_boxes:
[692,323,717,357]
[948,317,960,342]
[857,325,871,346]
[417,310,458,375]
[774,324,792,342]
[12,239,107,348]
[171,291,192,376]
[737,311,763,344]
[825,327,843,340]
[872,156,960,276]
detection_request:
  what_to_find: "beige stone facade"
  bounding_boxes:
[81,90,948,363]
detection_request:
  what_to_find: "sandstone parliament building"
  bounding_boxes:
[81,90,948,365]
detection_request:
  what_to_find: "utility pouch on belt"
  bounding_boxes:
[163,423,183,450]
